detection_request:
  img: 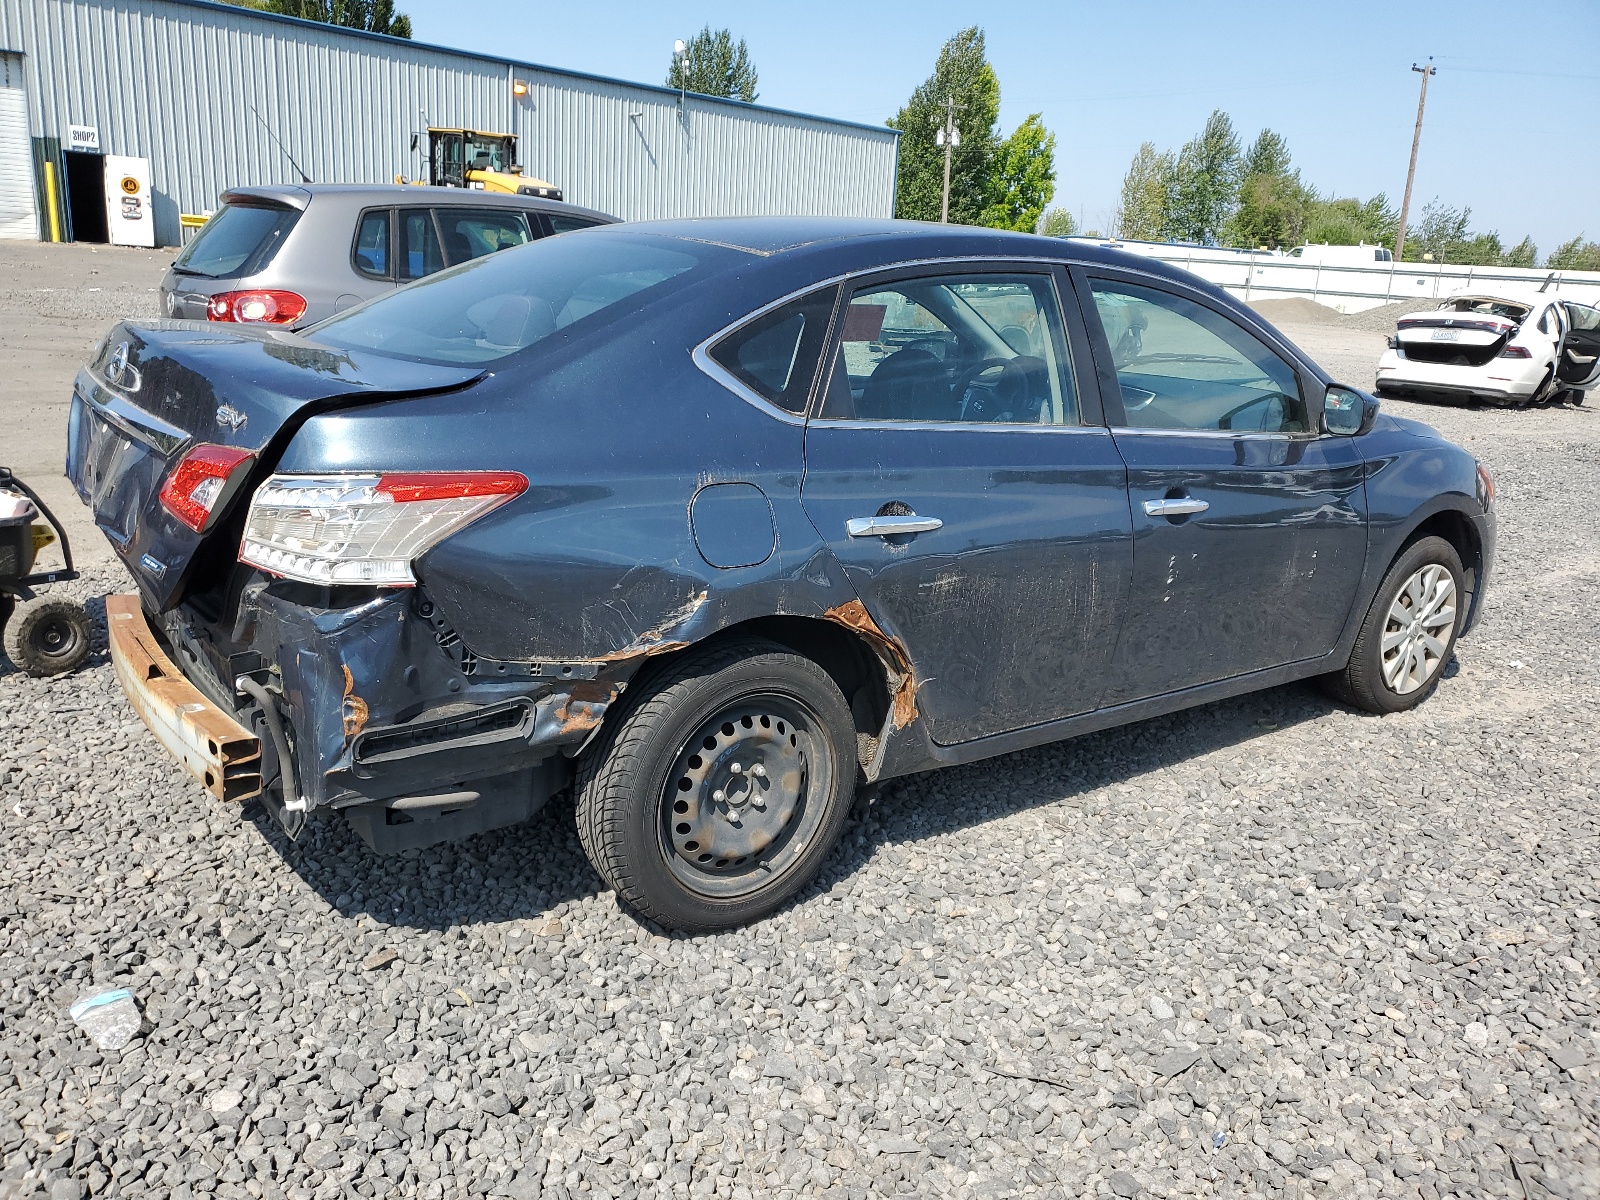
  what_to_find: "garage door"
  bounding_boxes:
[0,53,40,241]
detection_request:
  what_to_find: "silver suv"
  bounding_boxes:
[160,184,615,328]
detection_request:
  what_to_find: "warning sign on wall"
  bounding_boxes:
[103,154,154,248]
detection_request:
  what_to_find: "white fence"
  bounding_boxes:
[1073,238,1600,315]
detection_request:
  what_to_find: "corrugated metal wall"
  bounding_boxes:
[1,0,898,245]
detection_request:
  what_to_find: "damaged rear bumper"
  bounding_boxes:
[125,581,629,851]
[105,594,263,802]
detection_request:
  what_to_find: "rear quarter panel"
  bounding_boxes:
[275,293,859,665]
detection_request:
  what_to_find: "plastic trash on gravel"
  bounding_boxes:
[68,988,142,1049]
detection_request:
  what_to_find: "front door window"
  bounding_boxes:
[1089,280,1306,433]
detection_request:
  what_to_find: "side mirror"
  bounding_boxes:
[1323,384,1379,437]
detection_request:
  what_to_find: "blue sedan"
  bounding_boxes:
[67,218,1495,930]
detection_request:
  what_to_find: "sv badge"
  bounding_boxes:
[215,404,248,433]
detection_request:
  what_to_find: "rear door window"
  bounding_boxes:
[435,208,535,266]
[400,209,445,281]
[173,203,299,278]
[352,209,391,278]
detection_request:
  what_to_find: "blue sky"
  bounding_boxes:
[399,0,1599,257]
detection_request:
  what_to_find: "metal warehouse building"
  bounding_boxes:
[0,0,899,246]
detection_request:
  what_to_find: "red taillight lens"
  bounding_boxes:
[375,472,529,503]
[160,444,255,532]
[206,290,308,325]
[1477,462,1495,510]
[1497,345,1532,359]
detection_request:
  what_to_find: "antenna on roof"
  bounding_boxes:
[246,101,312,184]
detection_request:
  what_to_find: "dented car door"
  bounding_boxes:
[798,265,1133,745]
[1079,270,1369,704]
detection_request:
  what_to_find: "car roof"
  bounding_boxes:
[219,183,615,223]
[603,215,1199,279]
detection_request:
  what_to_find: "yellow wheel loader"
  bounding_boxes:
[397,129,563,200]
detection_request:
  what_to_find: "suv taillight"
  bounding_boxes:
[207,289,308,324]
[239,471,528,586]
[159,444,256,532]
[1497,345,1531,358]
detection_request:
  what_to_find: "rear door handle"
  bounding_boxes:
[1143,497,1210,517]
[846,515,944,538]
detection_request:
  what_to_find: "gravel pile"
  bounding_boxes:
[3,397,1599,1200]
[1335,303,1418,336]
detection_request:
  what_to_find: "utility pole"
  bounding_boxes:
[933,96,961,224]
[1393,58,1435,264]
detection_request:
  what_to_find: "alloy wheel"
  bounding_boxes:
[1381,564,1457,694]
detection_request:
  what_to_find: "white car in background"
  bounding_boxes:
[1375,293,1600,407]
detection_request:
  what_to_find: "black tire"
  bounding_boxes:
[574,637,858,932]
[1322,535,1464,714]
[2,595,93,677]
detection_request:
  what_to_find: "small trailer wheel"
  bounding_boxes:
[3,596,93,677]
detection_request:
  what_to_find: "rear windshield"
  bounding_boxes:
[173,202,300,278]
[309,232,715,365]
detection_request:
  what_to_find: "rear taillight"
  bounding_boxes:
[239,471,528,586]
[1497,345,1531,358]
[159,444,256,532]
[1477,462,1495,510]
[206,290,308,324]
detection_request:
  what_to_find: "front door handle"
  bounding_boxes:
[846,515,944,538]
[1143,497,1210,517]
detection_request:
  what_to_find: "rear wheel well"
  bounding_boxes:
[625,615,890,744]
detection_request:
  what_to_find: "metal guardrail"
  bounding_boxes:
[1076,239,1600,314]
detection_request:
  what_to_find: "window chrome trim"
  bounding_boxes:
[691,255,1085,425]
[810,418,1112,435]
[1109,426,1312,441]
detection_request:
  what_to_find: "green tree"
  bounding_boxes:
[1040,207,1077,238]
[887,27,1000,224]
[1240,128,1292,180]
[1226,130,1308,249]
[250,0,412,37]
[1500,236,1537,268]
[1302,192,1396,249]
[1548,235,1600,271]
[1166,109,1241,244]
[981,114,1056,232]
[666,26,758,101]
[1115,142,1175,241]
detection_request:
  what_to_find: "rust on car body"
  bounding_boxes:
[821,598,918,729]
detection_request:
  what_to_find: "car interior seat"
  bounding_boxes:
[857,347,953,421]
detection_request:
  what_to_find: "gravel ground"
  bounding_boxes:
[3,247,1599,1200]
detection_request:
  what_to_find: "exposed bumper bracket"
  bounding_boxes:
[106,593,263,802]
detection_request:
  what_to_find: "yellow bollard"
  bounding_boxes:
[42,159,63,242]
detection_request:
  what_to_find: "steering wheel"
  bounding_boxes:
[952,357,1032,423]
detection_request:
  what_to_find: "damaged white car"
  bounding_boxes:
[1376,294,1600,407]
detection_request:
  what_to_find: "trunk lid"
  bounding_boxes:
[66,320,485,610]
[1395,313,1515,368]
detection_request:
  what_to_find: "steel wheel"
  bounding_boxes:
[660,696,831,899]
[1380,563,1456,695]
[574,637,859,931]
